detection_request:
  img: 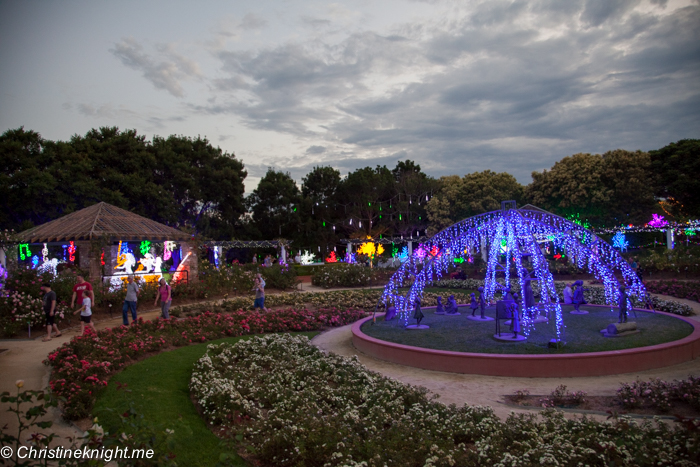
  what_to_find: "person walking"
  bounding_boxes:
[73,290,97,336]
[122,275,140,325]
[154,278,172,319]
[252,276,269,312]
[41,282,61,341]
[70,275,95,309]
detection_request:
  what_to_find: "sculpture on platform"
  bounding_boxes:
[445,295,460,315]
[413,296,424,326]
[510,293,521,337]
[435,296,445,315]
[470,293,478,316]
[563,283,573,304]
[618,286,629,323]
[478,286,486,319]
[572,280,586,312]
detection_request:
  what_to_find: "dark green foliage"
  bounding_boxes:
[0,127,247,238]
[649,139,700,218]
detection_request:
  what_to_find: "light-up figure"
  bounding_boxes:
[612,232,629,252]
[300,251,315,265]
[37,258,59,277]
[42,243,49,263]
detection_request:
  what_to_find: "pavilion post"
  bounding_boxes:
[280,244,287,263]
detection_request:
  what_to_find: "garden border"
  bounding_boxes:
[352,306,700,377]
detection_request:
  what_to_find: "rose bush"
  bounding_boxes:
[192,334,700,466]
[45,306,367,420]
[645,280,700,303]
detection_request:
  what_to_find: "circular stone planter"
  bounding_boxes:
[352,307,700,378]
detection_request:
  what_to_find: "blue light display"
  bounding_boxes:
[381,204,646,340]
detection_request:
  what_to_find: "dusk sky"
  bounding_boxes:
[1,0,698,192]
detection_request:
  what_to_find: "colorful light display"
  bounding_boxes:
[68,241,76,263]
[18,244,30,261]
[381,204,646,340]
[326,251,338,263]
[140,240,152,256]
[648,214,669,228]
[612,232,629,252]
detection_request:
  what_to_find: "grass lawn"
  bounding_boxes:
[93,332,319,466]
[361,305,693,354]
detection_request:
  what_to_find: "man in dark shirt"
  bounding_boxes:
[41,282,61,341]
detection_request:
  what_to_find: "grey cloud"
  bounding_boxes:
[239,13,267,30]
[306,145,326,154]
[110,37,202,97]
[300,16,331,28]
[205,0,700,185]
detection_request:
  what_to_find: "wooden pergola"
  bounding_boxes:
[14,202,196,281]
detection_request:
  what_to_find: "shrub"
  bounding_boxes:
[192,334,700,466]
[45,306,368,420]
[311,263,378,288]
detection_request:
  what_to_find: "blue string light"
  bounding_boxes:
[380,205,647,341]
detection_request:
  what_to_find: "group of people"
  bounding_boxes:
[40,274,174,341]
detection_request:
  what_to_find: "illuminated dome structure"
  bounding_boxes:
[381,202,646,340]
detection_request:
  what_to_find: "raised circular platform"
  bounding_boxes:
[353,306,700,378]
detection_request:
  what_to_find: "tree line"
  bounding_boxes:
[1,127,698,252]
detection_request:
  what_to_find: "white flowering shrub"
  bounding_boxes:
[0,290,69,336]
[192,334,700,466]
[312,264,378,288]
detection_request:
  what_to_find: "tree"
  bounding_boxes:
[299,166,342,252]
[336,166,395,238]
[426,171,524,234]
[526,151,655,226]
[246,169,301,240]
[649,139,700,218]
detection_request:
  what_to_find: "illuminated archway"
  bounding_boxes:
[381,203,646,340]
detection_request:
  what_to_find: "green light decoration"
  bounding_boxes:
[323,221,326,227]
[294,207,297,212]
[399,214,402,221]
[368,202,371,206]
[686,229,697,236]
[392,247,398,257]
[139,240,151,256]
[18,244,30,261]
[453,258,465,263]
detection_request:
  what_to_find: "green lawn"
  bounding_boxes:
[93,332,319,466]
[362,306,694,354]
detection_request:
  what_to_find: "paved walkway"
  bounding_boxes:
[1,286,699,444]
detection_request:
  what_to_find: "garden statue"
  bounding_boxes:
[510,292,521,337]
[478,286,486,318]
[385,306,397,321]
[413,296,424,326]
[572,280,586,313]
[445,295,460,315]
[523,272,536,310]
[470,293,478,316]
[435,296,445,315]
[618,286,629,323]
[563,283,573,304]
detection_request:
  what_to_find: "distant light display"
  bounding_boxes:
[648,214,669,228]
[612,232,629,252]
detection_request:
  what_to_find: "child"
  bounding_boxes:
[74,292,97,337]
[252,277,269,312]
[470,292,478,316]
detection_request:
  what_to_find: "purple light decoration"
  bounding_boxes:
[380,204,646,341]
[648,214,669,228]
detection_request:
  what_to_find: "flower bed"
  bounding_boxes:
[617,376,700,412]
[44,307,367,420]
[192,334,699,466]
[644,280,700,303]
[311,263,379,288]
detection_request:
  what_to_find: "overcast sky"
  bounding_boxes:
[1,0,698,192]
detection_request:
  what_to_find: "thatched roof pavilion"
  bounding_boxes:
[13,202,196,281]
[17,202,190,243]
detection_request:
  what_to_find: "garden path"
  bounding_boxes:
[0,285,698,444]
[311,290,700,421]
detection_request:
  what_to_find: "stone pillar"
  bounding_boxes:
[408,241,413,257]
[666,229,674,250]
[180,242,199,283]
[280,244,287,263]
[0,248,5,269]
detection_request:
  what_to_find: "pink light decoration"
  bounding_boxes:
[68,241,76,262]
[172,252,191,283]
[648,214,669,228]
